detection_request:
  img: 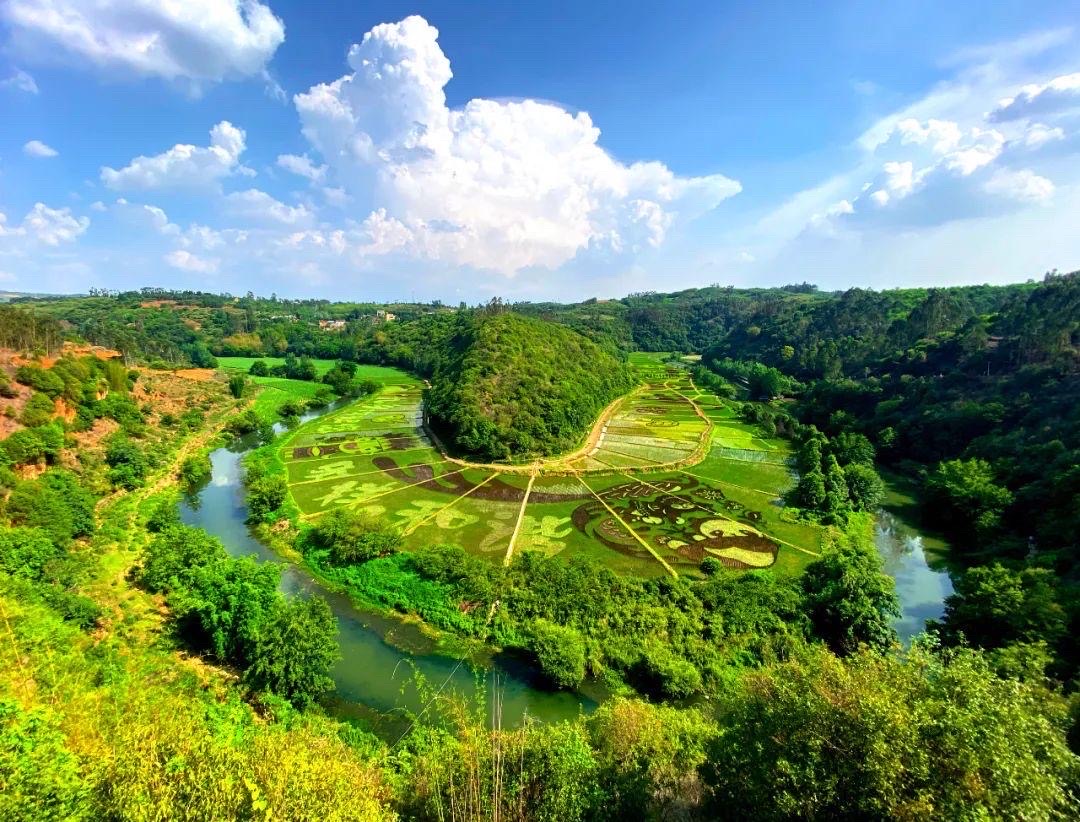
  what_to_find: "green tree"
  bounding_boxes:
[822,454,851,520]
[0,527,59,579]
[530,619,587,688]
[137,524,225,593]
[312,508,402,565]
[793,467,826,510]
[938,564,1066,652]
[248,359,269,377]
[844,462,885,512]
[19,392,55,427]
[705,646,1079,820]
[5,470,95,547]
[178,453,211,489]
[802,543,899,654]
[105,435,148,490]
[244,596,340,709]
[829,432,875,466]
[924,458,1013,543]
[246,475,287,523]
[175,557,281,667]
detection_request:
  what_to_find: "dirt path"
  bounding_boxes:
[424,389,640,475]
[577,475,678,578]
[423,379,715,478]
[503,473,536,566]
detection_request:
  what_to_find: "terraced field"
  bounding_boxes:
[277,355,823,579]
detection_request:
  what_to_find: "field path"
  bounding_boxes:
[422,377,714,477]
[503,473,536,566]
[577,476,679,578]
[424,388,642,475]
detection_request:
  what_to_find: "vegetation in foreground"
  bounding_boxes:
[1,275,1078,819]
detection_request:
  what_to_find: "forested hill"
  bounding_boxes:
[424,312,633,460]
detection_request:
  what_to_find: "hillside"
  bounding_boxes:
[425,312,633,460]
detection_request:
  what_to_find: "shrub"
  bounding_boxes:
[313,509,402,565]
[247,475,288,523]
[249,359,269,377]
[228,374,247,399]
[0,527,59,579]
[14,365,65,398]
[19,392,55,427]
[4,470,95,547]
[178,453,212,489]
[531,619,587,688]
[243,596,340,709]
[105,436,148,490]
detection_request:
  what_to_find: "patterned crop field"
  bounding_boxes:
[279,363,822,579]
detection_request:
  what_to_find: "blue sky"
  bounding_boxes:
[2,1,1079,301]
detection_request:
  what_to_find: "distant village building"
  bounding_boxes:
[318,319,347,331]
[375,309,396,323]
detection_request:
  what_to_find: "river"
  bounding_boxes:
[874,479,955,641]
[179,404,952,732]
[179,407,597,736]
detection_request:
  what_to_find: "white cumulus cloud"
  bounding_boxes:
[23,139,58,157]
[1,0,285,86]
[983,169,1054,203]
[1020,123,1066,149]
[225,189,313,225]
[293,15,740,274]
[0,203,89,245]
[101,121,249,191]
[165,249,218,273]
[989,72,1080,122]
[276,153,326,182]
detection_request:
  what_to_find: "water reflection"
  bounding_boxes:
[874,510,954,642]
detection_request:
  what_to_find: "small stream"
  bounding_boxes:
[179,406,597,735]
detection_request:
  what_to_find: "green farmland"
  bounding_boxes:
[276,358,823,578]
[219,356,414,383]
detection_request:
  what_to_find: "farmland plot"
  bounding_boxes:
[278,361,821,579]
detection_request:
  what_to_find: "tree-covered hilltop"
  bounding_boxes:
[424,310,633,460]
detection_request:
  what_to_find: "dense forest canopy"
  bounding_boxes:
[424,310,633,460]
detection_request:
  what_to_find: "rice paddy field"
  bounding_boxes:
[277,355,823,579]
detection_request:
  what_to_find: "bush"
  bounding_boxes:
[249,359,269,377]
[14,365,65,398]
[639,645,702,698]
[19,392,55,427]
[178,453,212,489]
[278,399,306,418]
[243,596,340,709]
[105,436,148,490]
[4,470,95,547]
[38,586,103,629]
[247,475,288,523]
[0,527,59,579]
[0,699,88,820]
[228,374,247,399]
[530,619,587,688]
[700,557,723,576]
[1,425,63,466]
[312,509,402,565]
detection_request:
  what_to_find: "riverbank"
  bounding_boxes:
[180,402,601,733]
